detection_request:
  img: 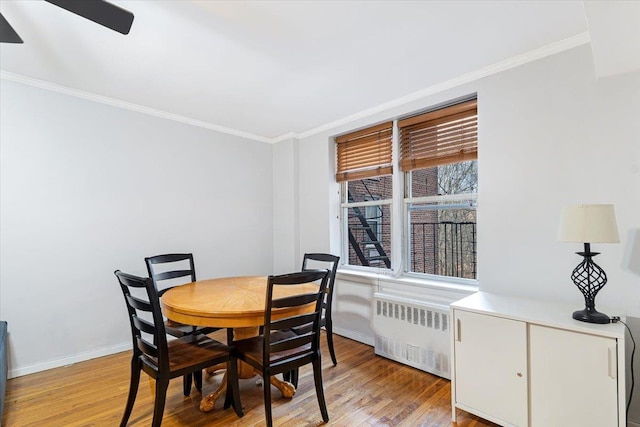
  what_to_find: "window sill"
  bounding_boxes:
[336,268,479,296]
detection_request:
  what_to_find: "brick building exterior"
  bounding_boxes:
[346,163,476,279]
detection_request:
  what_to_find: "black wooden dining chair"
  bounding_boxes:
[145,253,227,395]
[283,253,340,388]
[300,253,340,365]
[232,270,330,427]
[114,270,242,427]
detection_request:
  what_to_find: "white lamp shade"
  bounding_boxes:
[557,204,620,243]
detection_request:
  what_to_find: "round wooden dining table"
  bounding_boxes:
[160,275,318,412]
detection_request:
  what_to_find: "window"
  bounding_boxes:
[337,123,393,270]
[337,98,478,283]
[400,99,478,280]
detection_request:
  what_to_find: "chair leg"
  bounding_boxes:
[193,369,203,391]
[152,377,170,427]
[223,357,244,417]
[326,319,337,366]
[262,373,273,427]
[283,369,299,387]
[120,356,141,427]
[182,373,192,396]
[312,358,329,423]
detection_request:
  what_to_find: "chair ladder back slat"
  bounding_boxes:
[132,315,157,336]
[270,333,314,354]
[271,354,314,373]
[125,294,152,312]
[302,253,340,265]
[146,253,194,265]
[136,336,159,358]
[153,269,194,282]
[271,313,316,331]
[272,292,319,309]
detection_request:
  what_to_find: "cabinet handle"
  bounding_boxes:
[608,347,617,379]
[456,318,462,342]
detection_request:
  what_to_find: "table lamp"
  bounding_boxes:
[557,204,619,324]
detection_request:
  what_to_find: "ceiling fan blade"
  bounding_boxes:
[0,12,24,43]
[44,0,134,35]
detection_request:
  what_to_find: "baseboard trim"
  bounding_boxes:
[8,342,131,379]
[9,329,372,378]
[333,326,374,347]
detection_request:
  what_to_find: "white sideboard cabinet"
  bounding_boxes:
[450,292,626,427]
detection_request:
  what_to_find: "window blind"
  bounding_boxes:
[399,99,477,172]
[335,122,393,182]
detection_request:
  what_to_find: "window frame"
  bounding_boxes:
[403,176,478,285]
[340,182,394,273]
[337,96,478,287]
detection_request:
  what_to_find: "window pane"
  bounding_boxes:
[411,160,477,198]
[346,204,391,269]
[346,175,392,203]
[408,205,476,279]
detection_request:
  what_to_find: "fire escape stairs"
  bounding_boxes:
[347,192,391,269]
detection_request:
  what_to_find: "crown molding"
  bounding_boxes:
[270,132,300,143]
[0,70,272,144]
[1,32,590,144]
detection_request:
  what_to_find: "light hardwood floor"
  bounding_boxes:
[2,331,497,426]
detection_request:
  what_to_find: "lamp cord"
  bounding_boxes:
[615,318,635,417]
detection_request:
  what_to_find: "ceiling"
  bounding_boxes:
[1,1,638,143]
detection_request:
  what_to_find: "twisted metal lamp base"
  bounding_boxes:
[572,307,610,324]
[570,243,610,324]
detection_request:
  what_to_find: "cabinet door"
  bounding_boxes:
[454,310,528,426]
[529,325,618,427]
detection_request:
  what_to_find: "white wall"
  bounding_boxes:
[0,80,274,377]
[478,47,640,312]
[272,133,339,272]
[282,44,640,416]
[285,43,639,314]
[272,138,299,274]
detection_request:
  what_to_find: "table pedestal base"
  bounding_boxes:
[199,327,295,412]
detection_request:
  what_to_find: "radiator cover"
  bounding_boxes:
[373,293,450,379]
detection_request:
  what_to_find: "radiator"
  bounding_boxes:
[373,293,450,379]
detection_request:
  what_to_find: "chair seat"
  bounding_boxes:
[143,333,230,375]
[234,331,312,368]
